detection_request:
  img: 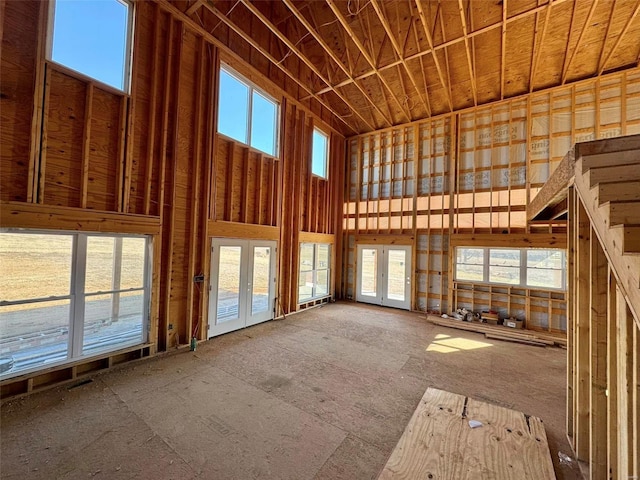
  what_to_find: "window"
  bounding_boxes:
[218,66,279,157]
[312,128,329,178]
[299,243,331,303]
[0,231,151,379]
[49,0,133,91]
[454,247,566,290]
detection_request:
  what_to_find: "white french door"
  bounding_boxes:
[356,244,412,310]
[208,239,277,337]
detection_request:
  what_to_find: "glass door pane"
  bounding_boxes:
[216,246,242,323]
[251,246,270,315]
[386,249,406,301]
[360,248,378,297]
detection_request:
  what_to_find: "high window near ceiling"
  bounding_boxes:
[299,243,331,303]
[49,0,133,91]
[455,247,566,290]
[312,128,329,178]
[0,231,151,379]
[217,66,279,157]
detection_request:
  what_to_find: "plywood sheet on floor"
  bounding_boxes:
[379,388,556,480]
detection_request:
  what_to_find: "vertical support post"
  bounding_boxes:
[589,229,607,479]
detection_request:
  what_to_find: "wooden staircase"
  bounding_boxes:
[573,135,640,325]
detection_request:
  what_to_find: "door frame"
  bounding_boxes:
[208,238,277,338]
[355,244,412,310]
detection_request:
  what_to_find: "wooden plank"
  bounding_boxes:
[378,388,555,480]
[427,315,562,346]
[449,233,566,248]
[484,333,547,347]
[299,232,334,244]
[208,220,280,241]
[0,201,161,235]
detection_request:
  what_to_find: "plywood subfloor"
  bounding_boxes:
[379,388,556,479]
[0,302,580,479]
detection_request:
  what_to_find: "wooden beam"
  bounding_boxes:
[500,0,507,100]
[280,0,393,127]
[191,0,360,134]
[325,0,413,122]
[370,0,431,116]
[598,0,640,75]
[0,201,161,235]
[457,0,478,105]
[185,0,203,16]
[562,0,599,84]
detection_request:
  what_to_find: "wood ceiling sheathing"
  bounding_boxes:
[174,0,640,136]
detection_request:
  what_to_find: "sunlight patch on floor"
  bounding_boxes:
[426,333,493,353]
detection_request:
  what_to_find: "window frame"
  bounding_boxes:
[46,0,135,94]
[454,246,566,290]
[0,229,151,380]
[217,64,280,157]
[298,243,331,304]
[311,127,329,179]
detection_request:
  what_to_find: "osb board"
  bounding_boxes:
[378,388,556,480]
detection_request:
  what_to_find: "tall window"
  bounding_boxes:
[49,0,133,91]
[312,128,329,178]
[0,231,151,379]
[455,247,566,290]
[299,243,331,303]
[217,66,279,157]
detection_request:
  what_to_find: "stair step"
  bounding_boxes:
[619,225,640,254]
[589,164,640,187]
[582,149,640,171]
[597,181,640,205]
[609,201,640,226]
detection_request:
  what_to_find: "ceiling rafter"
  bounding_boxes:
[597,0,618,72]
[415,0,453,111]
[280,0,393,127]
[325,0,413,122]
[197,1,361,134]
[237,0,378,131]
[561,0,599,84]
[457,0,478,105]
[560,0,578,83]
[408,2,433,114]
[436,1,454,111]
[370,0,431,116]
[529,0,554,92]
[598,0,640,74]
[500,0,507,100]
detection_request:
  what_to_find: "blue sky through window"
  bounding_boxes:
[312,129,328,178]
[251,91,276,156]
[218,66,278,156]
[51,0,129,91]
[218,69,249,143]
